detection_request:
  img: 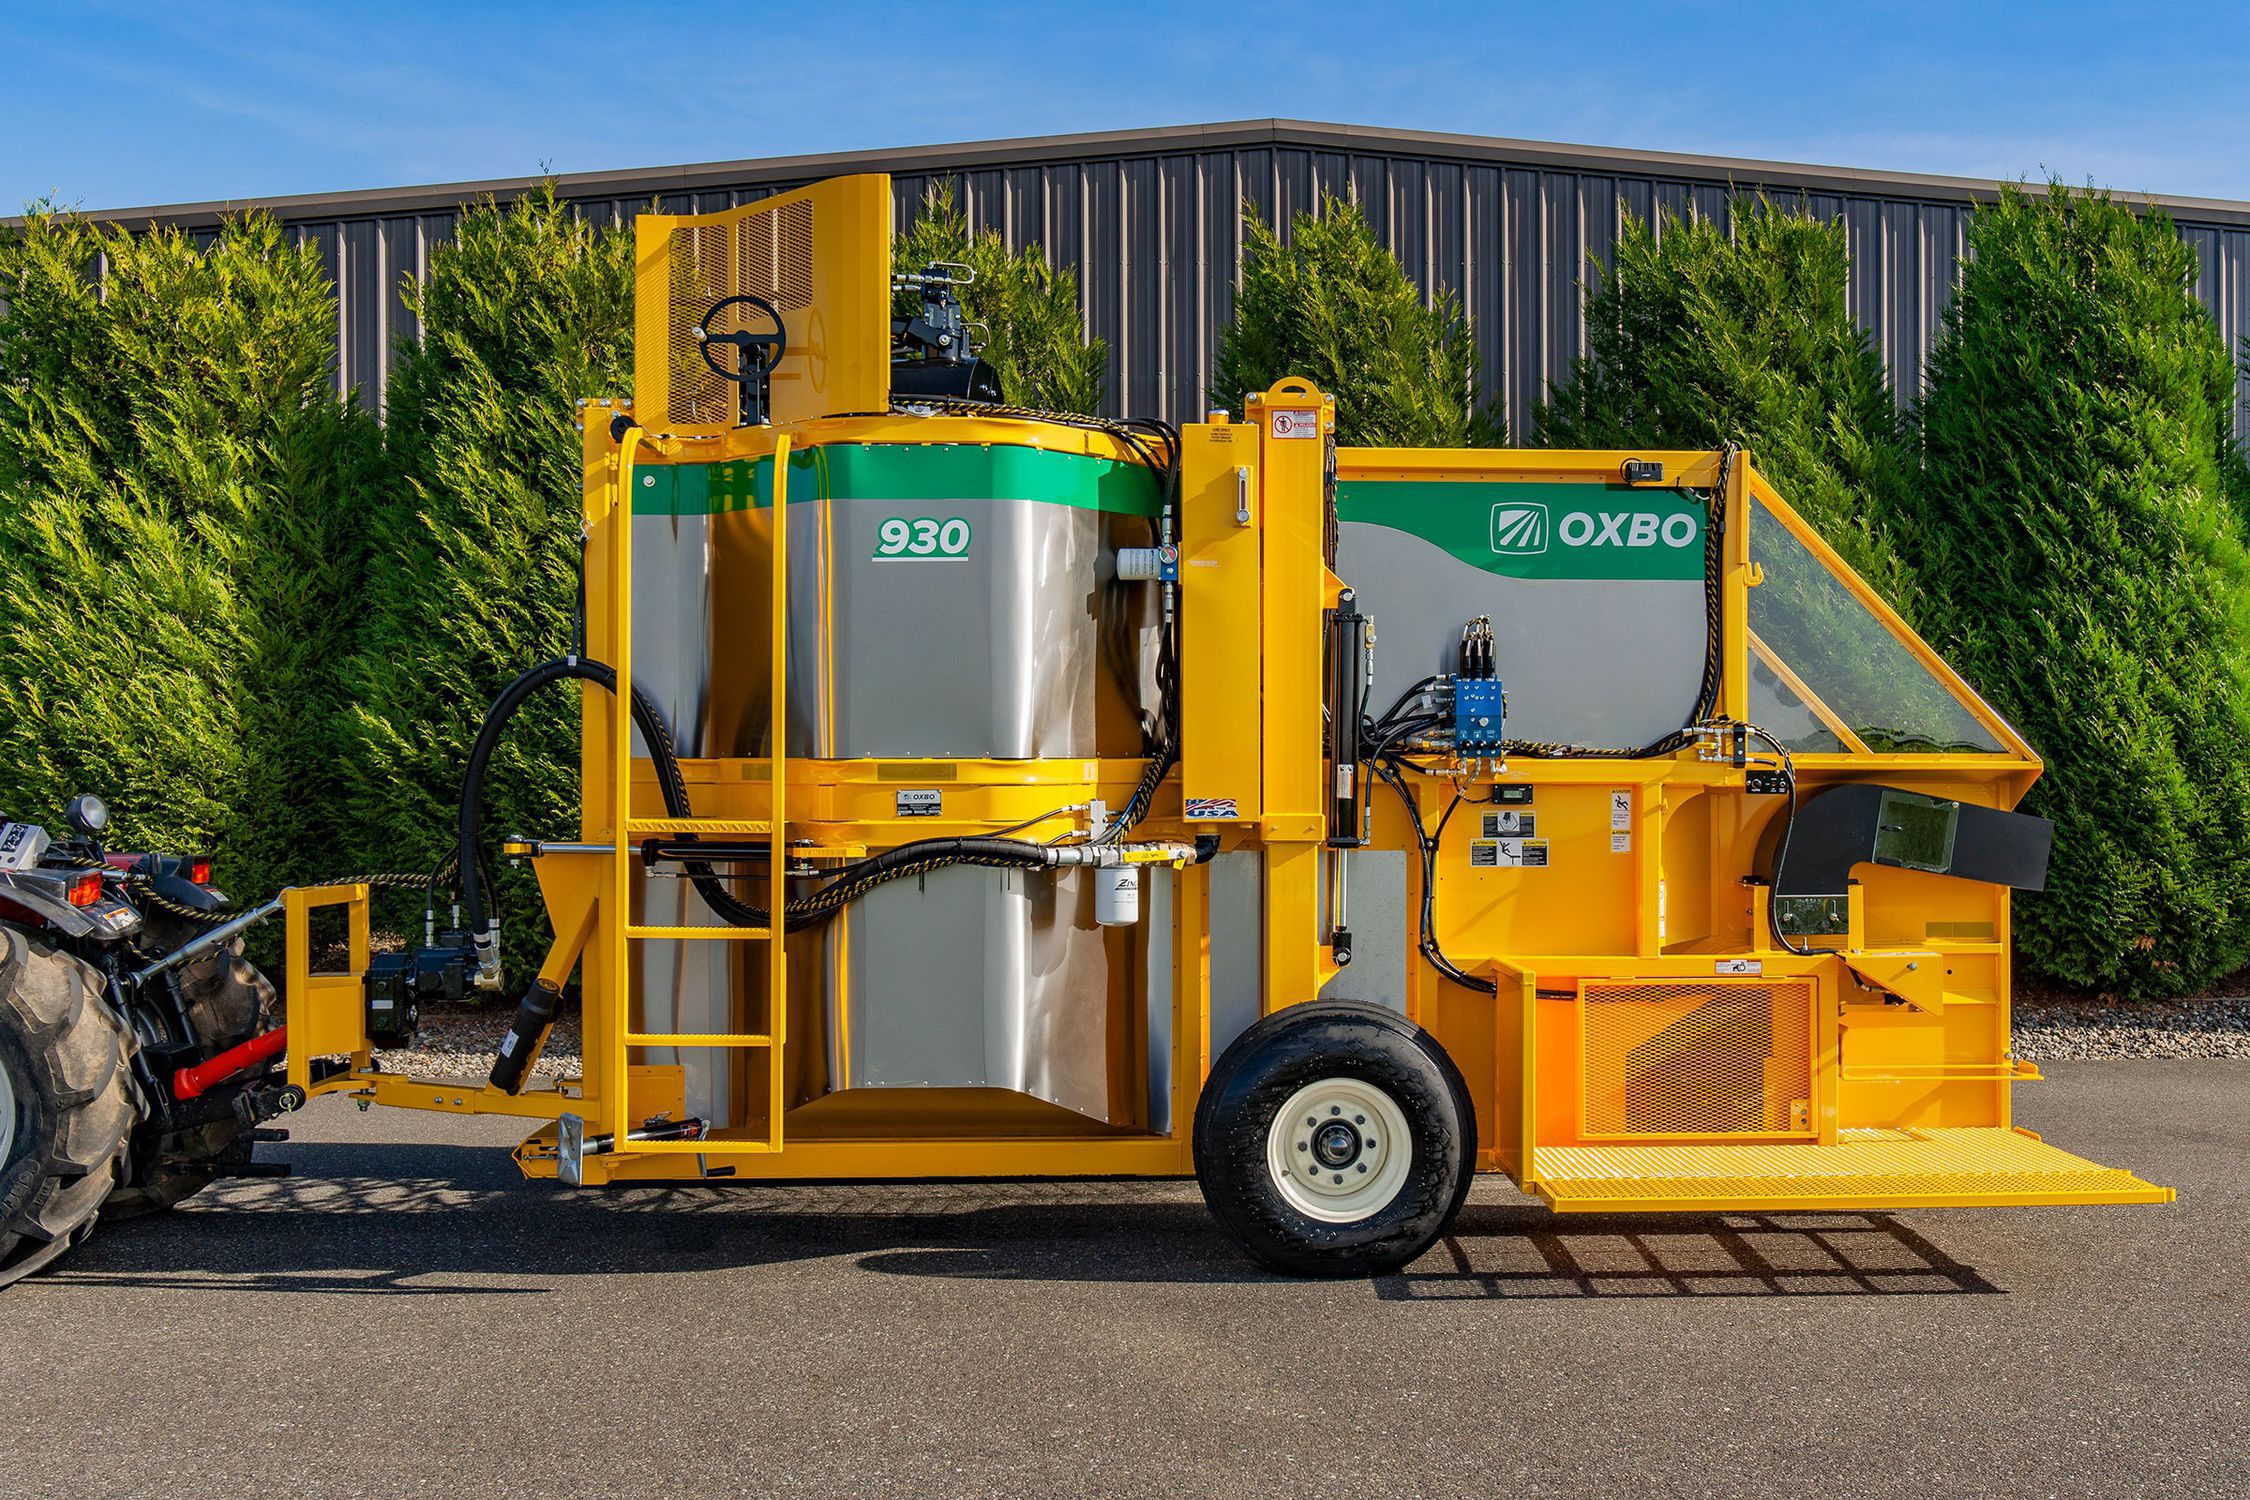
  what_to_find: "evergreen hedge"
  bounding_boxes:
[1537,196,1919,610]
[343,187,633,963]
[1908,184,2250,997]
[1215,195,1500,446]
[12,175,2250,1003]
[0,211,381,901]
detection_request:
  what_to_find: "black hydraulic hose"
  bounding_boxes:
[460,657,1120,944]
[457,656,768,940]
[1739,721,1811,957]
[1372,755,1497,996]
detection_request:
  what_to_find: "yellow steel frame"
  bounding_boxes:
[273,176,2167,1213]
[277,390,2169,1206]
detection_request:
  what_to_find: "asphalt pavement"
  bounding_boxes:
[1,1060,2242,1499]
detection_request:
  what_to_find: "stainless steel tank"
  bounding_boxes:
[630,436,1165,1129]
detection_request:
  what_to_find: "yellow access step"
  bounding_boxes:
[1530,1128,2174,1212]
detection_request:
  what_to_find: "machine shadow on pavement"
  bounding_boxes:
[30,1142,2000,1301]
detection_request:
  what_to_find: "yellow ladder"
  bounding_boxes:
[605,431,790,1158]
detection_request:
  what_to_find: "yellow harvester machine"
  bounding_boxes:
[264,174,2166,1275]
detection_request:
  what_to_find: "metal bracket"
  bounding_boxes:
[558,1112,587,1187]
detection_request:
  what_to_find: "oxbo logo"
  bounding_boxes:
[1488,502,1548,555]
[1556,510,1699,549]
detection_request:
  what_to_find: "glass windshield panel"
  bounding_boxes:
[1747,645,1847,753]
[1748,496,2008,754]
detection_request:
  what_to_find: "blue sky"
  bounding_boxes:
[11,1,2250,211]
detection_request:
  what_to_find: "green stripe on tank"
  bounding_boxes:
[632,442,1163,517]
[1336,479,1707,582]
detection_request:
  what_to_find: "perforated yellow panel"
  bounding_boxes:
[632,175,892,433]
[1580,981,1813,1139]
[661,199,817,427]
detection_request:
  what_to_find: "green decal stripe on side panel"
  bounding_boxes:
[1336,480,1708,582]
[632,443,1163,517]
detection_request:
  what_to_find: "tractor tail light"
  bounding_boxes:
[67,871,103,907]
[189,857,211,885]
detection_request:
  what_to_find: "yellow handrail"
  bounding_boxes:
[767,434,791,1153]
[608,428,641,1140]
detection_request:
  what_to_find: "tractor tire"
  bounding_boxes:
[104,913,276,1219]
[0,925,137,1288]
[1193,1000,1476,1278]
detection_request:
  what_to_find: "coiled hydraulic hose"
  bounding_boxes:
[458,657,1113,946]
[457,656,763,946]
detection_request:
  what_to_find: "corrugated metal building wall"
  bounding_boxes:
[94,120,2250,440]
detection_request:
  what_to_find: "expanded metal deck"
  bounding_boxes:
[1531,1128,2175,1213]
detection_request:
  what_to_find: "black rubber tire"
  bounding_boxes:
[104,913,274,1219]
[1193,1000,1476,1278]
[0,925,136,1288]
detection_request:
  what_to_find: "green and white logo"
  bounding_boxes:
[1489,502,1549,555]
[874,516,973,560]
[1339,480,1707,581]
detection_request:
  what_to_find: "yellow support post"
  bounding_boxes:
[766,434,791,1152]
[608,428,640,1140]
[1246,380,1333,1013]
[1721,444,1753,725]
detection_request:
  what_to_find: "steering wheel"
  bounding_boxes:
[694,294,787,383]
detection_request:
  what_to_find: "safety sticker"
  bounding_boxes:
[1610,790,1632,831]
[895,789,943,817]
[1483,809,1535,838]
[1715,958,1764,976]
[1470,838,1548,868]
[1269,409,1321,440]
[1184,798,1240,819]
[1610,832,1631,853]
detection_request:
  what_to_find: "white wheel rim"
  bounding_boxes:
[1265,1075,1414,1224]
[0,1041,17,1168]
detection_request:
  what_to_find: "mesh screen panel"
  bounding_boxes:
[1580,981,1813,1138]
[664,199,817,426]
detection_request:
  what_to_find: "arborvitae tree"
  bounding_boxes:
[893,182,1107,413]
[0,211,379,901]
[1909,183,2250,998]
[344,187,632,964]
[1538,196,1918,611]
[2221,363,2250,531]
[1215,194,1500,446]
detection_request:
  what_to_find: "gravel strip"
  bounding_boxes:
[373,992,2249,1080]
[2012,994,2250,1060]
[378,1003,583,1082]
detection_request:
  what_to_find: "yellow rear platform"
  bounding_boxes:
[1530,1128,2175,1213]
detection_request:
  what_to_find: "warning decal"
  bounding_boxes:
[1610,790,1633,831]
[1470,838,1549,868]
[1483,809,1535,838]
